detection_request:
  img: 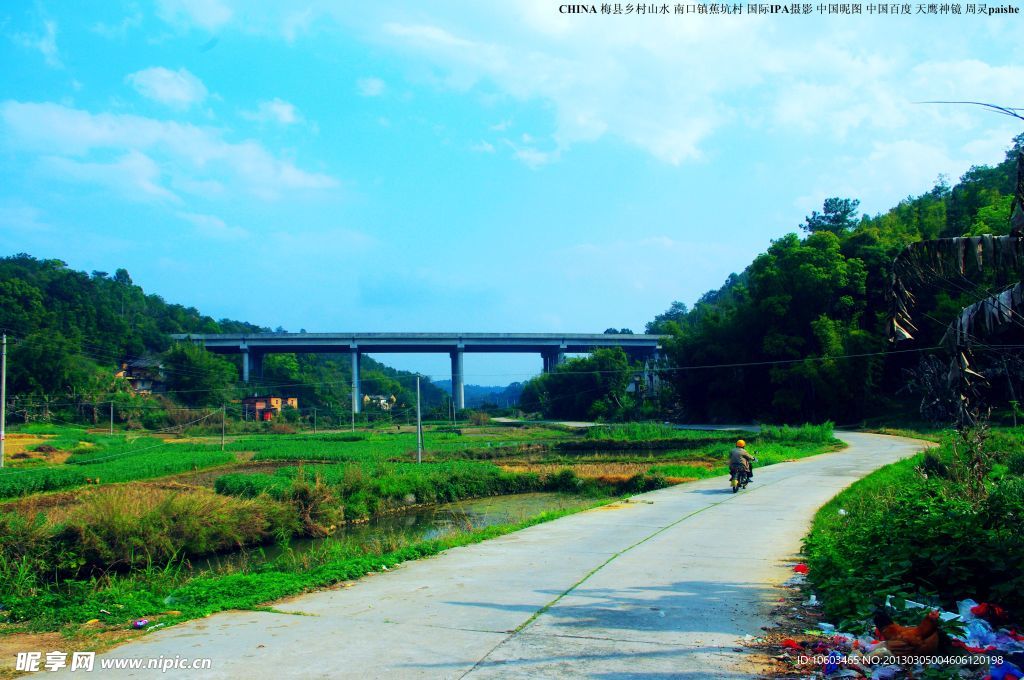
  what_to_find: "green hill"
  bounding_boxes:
[0,254,447,425]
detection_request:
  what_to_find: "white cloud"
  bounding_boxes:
[40,151,178,202]
[795,132,1018,218]
[380,18,756,165]
[0,204,52,233]
[126,67,208,110]
[13,20,61,68]
[470,141,494,153]
[157,0,232,31]
[512,147,555,169]
[556,236,734,296]
[178,211,249,239]
[241,98,304,125]
[1,100,339,200]
[910,60,1024,107]
[357,77,386,97]
[502,138,557,169]
[92,13,144,39]
[282,9,315,43]
[377,9,1018,178]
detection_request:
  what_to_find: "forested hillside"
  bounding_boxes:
[0,255,446,424]
[648,133,1024,424]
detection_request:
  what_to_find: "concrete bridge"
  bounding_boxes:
[171,332,665,412]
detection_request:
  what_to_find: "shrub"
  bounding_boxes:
[585,422,680,441]
[217,462,547,520]
[804,429,1024,624]
[0,486,298,582]
[759,422,835,443]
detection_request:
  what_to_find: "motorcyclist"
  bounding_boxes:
[729,439,754,483]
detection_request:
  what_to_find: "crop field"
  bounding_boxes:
[0,437,236,499]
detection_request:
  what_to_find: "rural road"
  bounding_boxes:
[92,432,927,679]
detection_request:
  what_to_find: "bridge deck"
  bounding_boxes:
[171,332,665,354]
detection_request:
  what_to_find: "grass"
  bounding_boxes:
[650,439,844,479]
[575,423,757,451]
[234,428,563,464]
[758,422,836,443]
[2,485,294,577]
[585,422,683,441]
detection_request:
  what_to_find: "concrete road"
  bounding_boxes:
[90,432,926,679]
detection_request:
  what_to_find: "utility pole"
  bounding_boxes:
[109,401,113,435]
[221,404,225,450]
[416,375,423,464]
[0,334,6,469]
[313,407,317,434]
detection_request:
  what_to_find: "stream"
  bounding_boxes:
[193,492,595,573]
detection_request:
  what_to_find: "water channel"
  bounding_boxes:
[194,492,596,573]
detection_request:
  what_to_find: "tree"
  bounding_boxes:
[163,343,238,407]
[113,268,132,286]
[646,301,688,334]
[801,197,861,234]
[519,348,635,420]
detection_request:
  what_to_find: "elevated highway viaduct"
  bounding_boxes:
[171,332,665,412]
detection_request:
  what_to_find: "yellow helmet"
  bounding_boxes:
[736,440,746,448]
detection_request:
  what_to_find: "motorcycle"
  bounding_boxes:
[730,457,757,493]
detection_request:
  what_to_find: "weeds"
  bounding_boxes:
[758,421,836,443]
[803,425,1024,622]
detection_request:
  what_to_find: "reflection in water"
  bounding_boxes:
[194,492,592,573]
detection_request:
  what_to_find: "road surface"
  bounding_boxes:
[90,432,926,679]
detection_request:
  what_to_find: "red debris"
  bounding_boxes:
[781,638,802,651]
[972,602,1011,625]
[792,563,809,574]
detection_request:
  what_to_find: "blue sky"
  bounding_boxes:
[1,1,1021,384]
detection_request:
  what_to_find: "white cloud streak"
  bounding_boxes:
[178,211,250,239]
[125,67,208,110]
[157,0,232,31]
[12,20,62,68]
[1,101,339,200]
[40,151,178,202]
[357,77,386,97]
[241,98,304,125]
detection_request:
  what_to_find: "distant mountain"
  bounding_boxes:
[434,380,523,408]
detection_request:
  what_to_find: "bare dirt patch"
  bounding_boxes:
[0,626,157,679]
[0,489,86,516]
[2,435,74,466]
[161,460,291,488]
[499,462,657,477]
[0,631,67,678]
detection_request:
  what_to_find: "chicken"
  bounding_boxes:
[873,609,942,656]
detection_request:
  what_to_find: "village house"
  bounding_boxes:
[363,394,397,411]
[241,395,299,421]
[115,357,167,394]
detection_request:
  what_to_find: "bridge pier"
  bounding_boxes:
[241,350,264,383]
[541,351,565,373]
[450,350,465,410]
[351,350,361,414]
